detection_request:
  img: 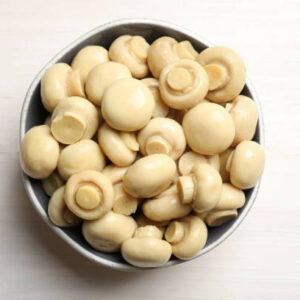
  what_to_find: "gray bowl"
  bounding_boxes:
[19,18,264,271]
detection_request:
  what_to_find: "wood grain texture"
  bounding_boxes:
[0,0,299,299]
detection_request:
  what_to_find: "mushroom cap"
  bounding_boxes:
[21,125,60,179]
[48,185,81,227]
[101,78,155,131]
[98,123,138,167]
[109,35,150,78]
[123,154,176,198]
[182,102,235,155]
[71,45,109,83]
[159,59,209,109]
[82,211,137,252]
[226,95,258,145]
[102,164,128,185]
[137,117,186,160]
[85,61,132,106]
[228,141,265,189]
[196,46,246,102]
[58,139,106,180]
[42,170,65,196]
[215,183,245,210]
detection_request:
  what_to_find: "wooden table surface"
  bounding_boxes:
[0,0,299,299]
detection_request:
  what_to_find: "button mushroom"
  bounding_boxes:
[182,102,235,155]
[226,95,258,145]
[51,96,99,144]
[85,61,132,106]
[165,215,207,260]
[71,45,109,84]
[101,78,155,131]
[41,63,85,112]
[137,117,186,160]
[159,59,209,109]
[196,46,246,102]
[123,154,176,198]
[21,125,60,179]
[226,141,265,189]
[57,139,106,181]
[82,211,137,252]
[48,186,81,227]
[121,225,172,268]
[64,170,114,220]
[42,170,65,196]
[98,123,138,167]
[177,163,222,213]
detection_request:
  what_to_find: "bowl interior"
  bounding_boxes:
[20,19,263,271]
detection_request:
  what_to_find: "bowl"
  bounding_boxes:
[19,18,264,271]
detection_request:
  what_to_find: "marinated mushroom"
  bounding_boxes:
[182,102,235,155]
[196,46,246,102]
[65,170,114,220]
[159,59,209,109]
[227,141,265,189]
[226,95,258,145]
[42,170,65,196]
[142,185,192,222]
[101,78,155,131]
[71,45,109,83]
[137,117,186,160]
[147,37,198,78]
[165,215,207,260]
[121,225,172,267]
[141,78,169,117]
[21,125,60,179]
[177,163,222,213]
[82,211,136,252]
[205,210,238,227]
[123,154,176,198]
[178,151,220,175]
[85,61,132,106]
[98,123,138,167]
[41,63,85,112]
[109,35,150,78]
[57,139,106,180]
[219,148,234,182]
[48,186,81,227]
[51,96,99,144]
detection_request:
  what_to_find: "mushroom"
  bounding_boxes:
[147,37,198,78]
[137,117,186,160]
[98,123,138,167]
[165,215,207,260]
[142,185,192,222]
[85,61,132,106]
[82,211,136,252]
[215,183,245,210]
[205,210,238,227]
[159,59,209,109]
[182,102,235,155]
[64,170,114,220]
[177,163,222,213]
[42,170,65,196]
[226,95,258,145]
[196,46,246,102]
[141,78,169,117]
[219,148,234,183]
[178,151,220,175]
[48,186,81,227]
[51,96,99,144]
[226,141,265,189]
[123,154,176,198]
[136,214,170,233]
[109,35,150,78]
[71,45,109,84]
[57,139,106,180]
[101,78,155,131]
[41,63,85,112]
[102,164,128,184]
[121,225,172,267]
[20,125,60,179]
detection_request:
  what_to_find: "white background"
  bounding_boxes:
[0,0,299,299]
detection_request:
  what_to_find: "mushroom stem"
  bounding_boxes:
[120,132,139,151]
[204,63,229,91]
[75,184,102,210]
[167,67,192,91]
[67,69,85,97]
[177,175,195,204]
[225,150,234,172]
[165,221,185,243]
[145,135,170,155]
[206,209,238,227]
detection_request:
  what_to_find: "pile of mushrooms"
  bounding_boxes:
[20,34,265,268]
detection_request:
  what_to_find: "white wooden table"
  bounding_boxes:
[0,0,299,299]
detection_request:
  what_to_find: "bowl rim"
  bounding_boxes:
[19,17,265,271]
